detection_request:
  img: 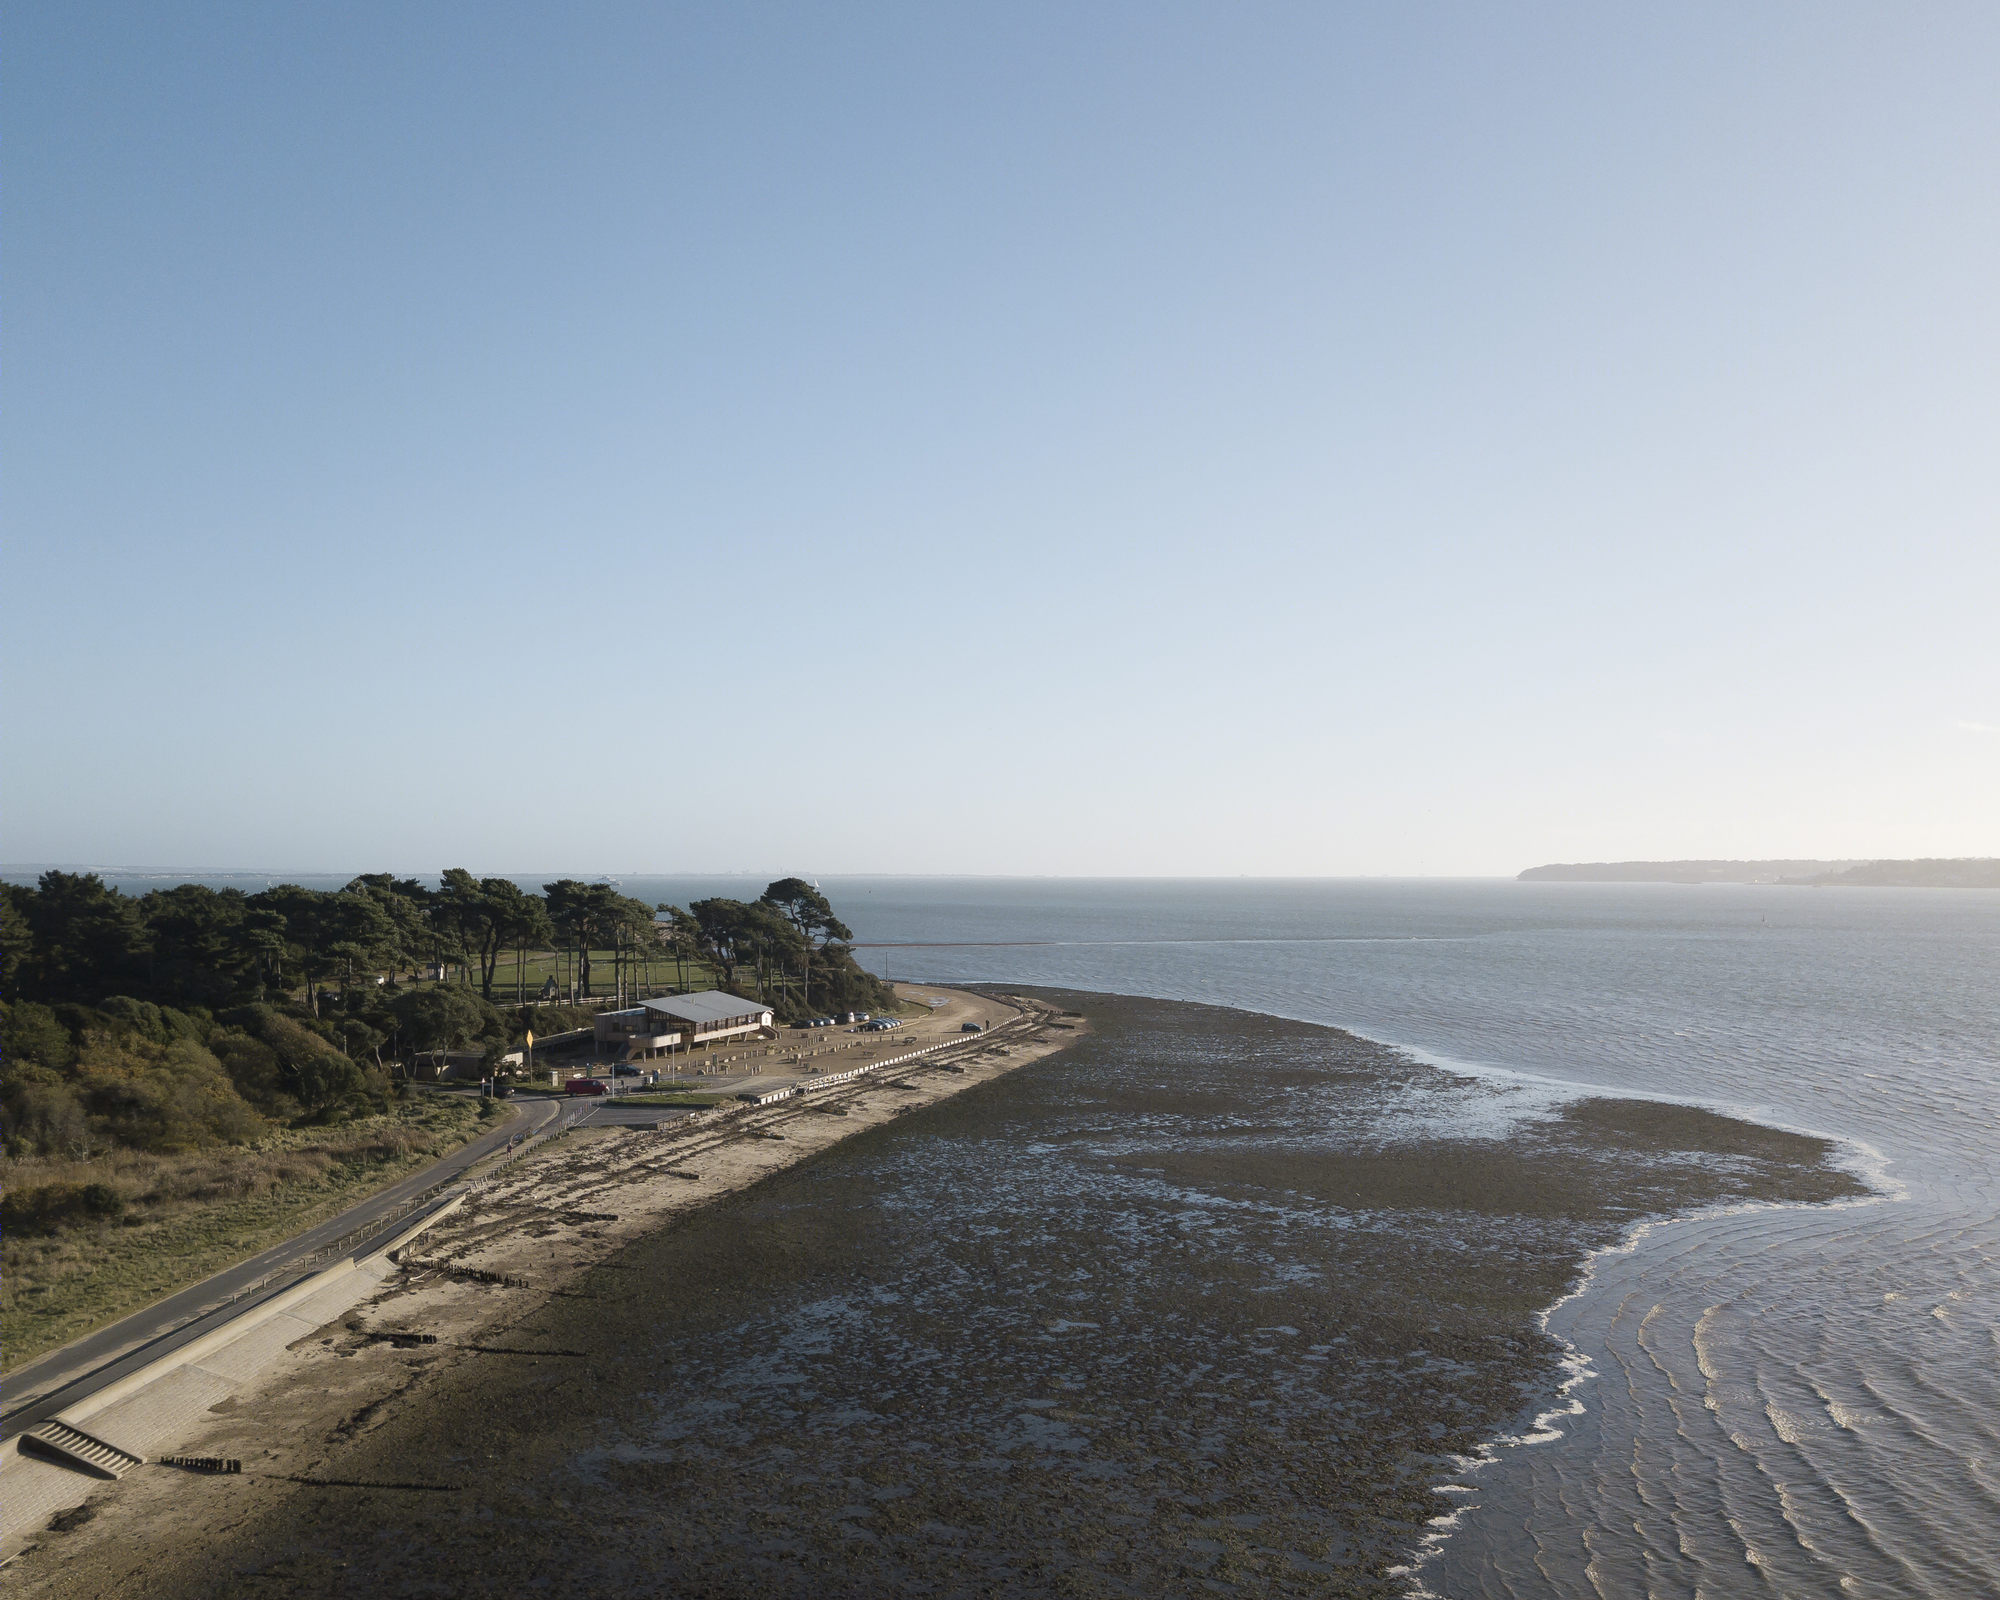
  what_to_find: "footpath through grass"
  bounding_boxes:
[1,1094,490,1373]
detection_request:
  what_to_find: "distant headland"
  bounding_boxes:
[1518,858,2000,887]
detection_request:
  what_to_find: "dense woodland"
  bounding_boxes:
[1,871,894,1169]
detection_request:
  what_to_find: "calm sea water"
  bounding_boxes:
[763,877,1998,1600]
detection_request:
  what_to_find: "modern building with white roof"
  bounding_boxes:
[593,990,774,1056]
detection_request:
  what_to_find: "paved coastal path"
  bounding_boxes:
[0,1091,567,1444]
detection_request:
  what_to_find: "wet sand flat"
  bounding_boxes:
[14,990,1865,1599]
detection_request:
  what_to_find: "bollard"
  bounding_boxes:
[163,1456,242,1474]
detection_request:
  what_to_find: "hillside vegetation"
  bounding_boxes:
[2,1095,483,1370]
[1791,858,2000,888]
[2,871,894,1166]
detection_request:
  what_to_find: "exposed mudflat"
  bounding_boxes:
[26,990,1864,1599]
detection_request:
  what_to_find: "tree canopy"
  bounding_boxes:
[0,869,891,1159]
[759,878,852,947]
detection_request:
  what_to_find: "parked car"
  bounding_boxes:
[961,1021,983,1033]
[610,1064,642,1077]
[565,1077,608,1096]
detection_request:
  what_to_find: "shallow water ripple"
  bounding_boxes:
[838,880,2000,1597]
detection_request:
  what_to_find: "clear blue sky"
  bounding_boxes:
[6,3,1995,875]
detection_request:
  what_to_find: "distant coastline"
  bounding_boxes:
[1519,857,2000,888]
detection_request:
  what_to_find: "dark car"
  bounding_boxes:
[611,1064,642,1078]
[565,1077,608,1096]
[960,1021,983,1033]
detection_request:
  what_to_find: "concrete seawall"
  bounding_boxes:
[1,1200,464,1551]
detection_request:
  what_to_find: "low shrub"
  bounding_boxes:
[2,1095,486,1370]
[2,1181,125,1235]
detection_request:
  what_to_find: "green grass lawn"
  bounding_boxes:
[0,1096,491,1373]
[314,948,897,1019]
[344,953,722,1007]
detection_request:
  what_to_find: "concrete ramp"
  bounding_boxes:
[20,1421,144,1480]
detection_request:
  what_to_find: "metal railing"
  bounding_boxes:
[207,1184,458,1314]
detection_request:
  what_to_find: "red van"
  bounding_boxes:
[565,1077,608,1096]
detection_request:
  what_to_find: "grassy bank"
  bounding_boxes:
[1,1094,486,1372]
[390,950,721,1007]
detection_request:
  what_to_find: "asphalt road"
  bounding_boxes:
[0,1090,567,1442]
